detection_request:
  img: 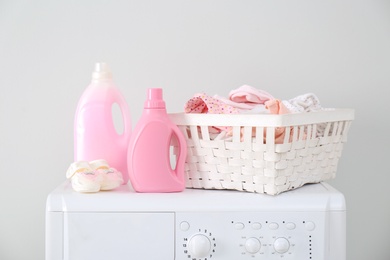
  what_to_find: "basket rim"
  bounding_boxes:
[168,108,355,127]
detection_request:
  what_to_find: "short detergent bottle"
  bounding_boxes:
[128,88,187,192]
[74,62,131,184]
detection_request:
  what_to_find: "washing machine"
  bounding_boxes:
[46,181,346,260]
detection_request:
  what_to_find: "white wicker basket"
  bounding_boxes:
[168,109,354,195]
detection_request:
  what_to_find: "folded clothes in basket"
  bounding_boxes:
[184,85,326,143]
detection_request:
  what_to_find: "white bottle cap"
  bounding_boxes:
[92,62,113,81]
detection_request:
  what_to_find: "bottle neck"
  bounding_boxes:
[91,78,114,85]
[88,79,115,90]
[143,107,167,115]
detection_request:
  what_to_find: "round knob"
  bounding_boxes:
[273,237,290,254]
[188,234,211,258]
[245,237,261,254]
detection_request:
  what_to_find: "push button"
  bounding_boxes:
[305,221,316,231]
[234,222,245,230]
[252,222,262,230]
[286,222,296,230]
[180,221,190,231]
[269,222,279,230]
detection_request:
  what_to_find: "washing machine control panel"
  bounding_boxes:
[176,212,325,260]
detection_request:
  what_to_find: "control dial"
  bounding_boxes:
[245,237,261,254]
[188,234,211,258]
[273,237,290,254]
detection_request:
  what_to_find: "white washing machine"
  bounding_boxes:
[46,181,346,260]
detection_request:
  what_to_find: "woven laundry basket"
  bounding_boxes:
[168,109,354,195]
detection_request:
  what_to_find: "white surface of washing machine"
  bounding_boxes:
[46,181,346,260]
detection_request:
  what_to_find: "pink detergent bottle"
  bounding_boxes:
[74,62,131,184]
[128,88,187,192]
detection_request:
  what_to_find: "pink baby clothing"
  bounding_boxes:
[265,99,290,115]
[184,93,240,114]
[184,91,306,144]
[213,85,275,113]
[213,95,261,110]
[184,93,240,134]
[229,85,274,106]
[185,87,274,113]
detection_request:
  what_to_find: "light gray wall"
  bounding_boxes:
[1,1,389,259]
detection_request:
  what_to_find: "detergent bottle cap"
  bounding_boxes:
[92,62,113,81]
[144,88,166,109]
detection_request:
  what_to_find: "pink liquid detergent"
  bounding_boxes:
[74,63,131,184]
[128,88,187,192]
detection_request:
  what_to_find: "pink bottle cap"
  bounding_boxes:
[144,88,166,109]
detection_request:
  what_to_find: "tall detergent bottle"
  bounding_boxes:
[74,62,131,184]
[128,88,187,192]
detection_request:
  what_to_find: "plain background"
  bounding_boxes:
[0,1,389,259]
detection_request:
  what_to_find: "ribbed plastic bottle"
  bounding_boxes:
[128,88,187,192]
[74,62,131,184]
